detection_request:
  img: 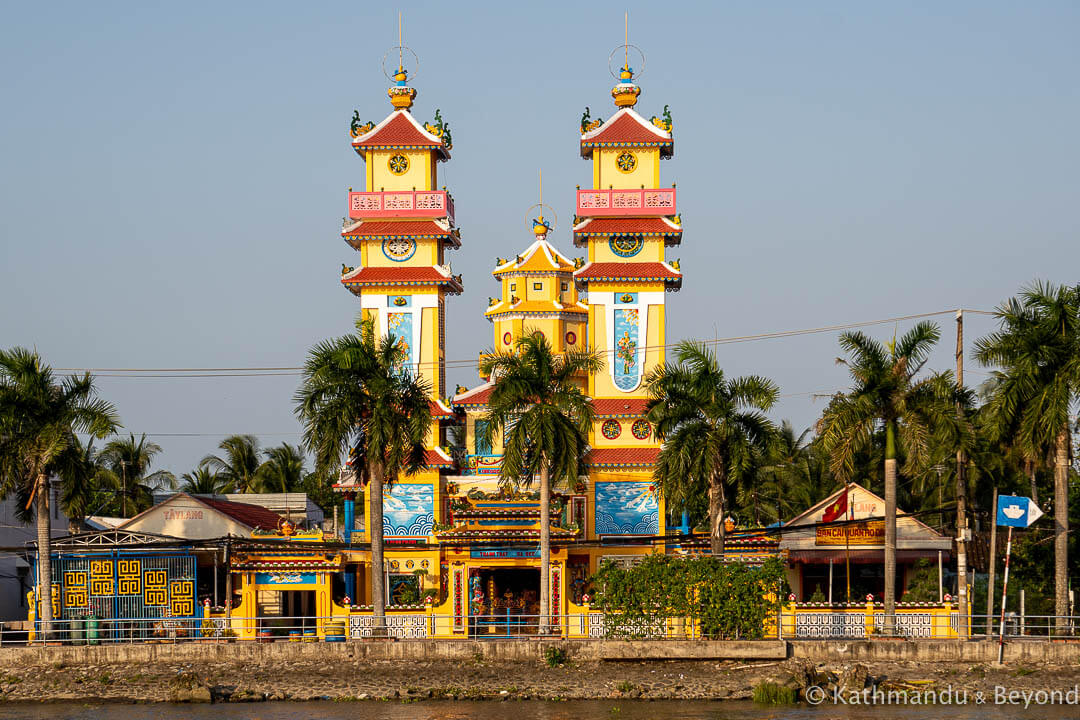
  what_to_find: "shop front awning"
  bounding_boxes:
[788,549,951,564]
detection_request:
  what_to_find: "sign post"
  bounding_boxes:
[995,495,1044,663]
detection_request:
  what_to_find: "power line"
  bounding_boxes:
[57,307,996,378]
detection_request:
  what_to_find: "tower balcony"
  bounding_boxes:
[347,190,455,223]
[576,188,676,217]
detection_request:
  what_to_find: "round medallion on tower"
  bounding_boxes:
[616,150,637,173]
[631,419,652,440]
[609,235,643,258]
[601,420,622,440]
[388,153,410,175]
[382,237,416,262]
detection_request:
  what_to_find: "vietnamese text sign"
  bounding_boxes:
[815,521,885,546]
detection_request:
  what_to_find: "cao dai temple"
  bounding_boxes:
[25,44,963,642]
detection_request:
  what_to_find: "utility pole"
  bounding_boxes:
[956,309,969,638]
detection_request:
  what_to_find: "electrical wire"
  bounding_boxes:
[55,307,996,377]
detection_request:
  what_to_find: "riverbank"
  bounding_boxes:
[3,642,1080,704]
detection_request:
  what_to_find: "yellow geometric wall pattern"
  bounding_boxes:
[90,559,114,596]
[144,569,167,606]
[170,580,194,616]
[118,559,141,595]
[63,570,88,608]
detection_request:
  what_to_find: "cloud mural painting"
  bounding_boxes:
[594,481,659,535]
[382,484,435,537]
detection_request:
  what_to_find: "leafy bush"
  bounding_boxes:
[589,555,787,640]
[543,645,569,667]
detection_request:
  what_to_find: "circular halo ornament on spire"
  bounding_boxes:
[381,45,420,109]
[608,45,645,108]
[525,204,557,240]
[607,44,646,80]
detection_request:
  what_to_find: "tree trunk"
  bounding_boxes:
[539,463,551,635]
[1054,428,1070,633]
[883,422,898,635]
[35,473,54,642]
[369,462,387,637]
[1027,460,1038,504]
[709,470,726,557]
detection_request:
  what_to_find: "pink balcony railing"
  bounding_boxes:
[347,190,455,222]
[576,188,676,217]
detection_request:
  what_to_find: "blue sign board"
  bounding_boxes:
[996,495,1044,528]
[470,547,540,559]
[255,572,317,586]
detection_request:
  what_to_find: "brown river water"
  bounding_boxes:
[2,701,1077,719]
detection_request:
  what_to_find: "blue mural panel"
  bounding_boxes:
[613,307,641,391]
[594,481,659,535]
[383,484,435,537]
[387,311,415,367]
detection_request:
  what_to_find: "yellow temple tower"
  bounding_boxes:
[573,52,682,543]
[335,46,457,598]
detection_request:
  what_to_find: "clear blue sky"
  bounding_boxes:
[1,1,1077,477]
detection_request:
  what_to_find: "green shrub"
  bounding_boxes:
[543,645,569,667]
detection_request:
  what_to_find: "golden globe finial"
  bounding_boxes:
[611,64,640,108]
[388,67,417,109]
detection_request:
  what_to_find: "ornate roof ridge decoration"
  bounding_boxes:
[484,298,588,319]
[341,265,464,295]
[351,110,450,159]
[425,447,455,468]
[451,380,494,407]
[592,397,649,418]
[492,238,576,276]
[342,217,455,237]
[585,446,661,468]
[430,398,456,419]
[580,108,673,158]
[573,260,682,288]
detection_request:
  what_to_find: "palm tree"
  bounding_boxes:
[646,340,779,556]
[179,466,232,494]
[478,331,601,634]
[257,443,306,493]
[0,348,119,639]
[55,437,116,532]
[201,435,262,494]
[295,318,431,632]
[975,281,1080,629]
[749,422,840,525]
[819,323,970,631]
[99,433,175,517]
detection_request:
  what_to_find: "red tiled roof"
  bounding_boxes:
[342,220,454,238]
[585,447,660,468]
[425,449,455,468]
[341,266,463,293]
[574,262,682,284]
[581,111,673,157]
[352,112,446,153]
[452,382,494,407]
[593,398,649,417]
[572,217,681,237]
[200,496,283,531]
[430,400,455,419]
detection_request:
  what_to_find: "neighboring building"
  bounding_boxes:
[151,492,324,528]
[0,485,68,621]
[779,483,953,603]
[119,493,284,540]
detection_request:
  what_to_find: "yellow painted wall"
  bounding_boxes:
[595,148,660,190]
[588,237,665,264]
[370,149,433,192]
[363,238,441,267]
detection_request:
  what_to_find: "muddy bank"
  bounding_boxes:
[2,654,1080,704]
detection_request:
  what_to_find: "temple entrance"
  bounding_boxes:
[257,589,316,636]
[470,567,540,637]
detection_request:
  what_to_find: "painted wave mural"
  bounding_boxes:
[594,481,659,535]
[383,484,435,537]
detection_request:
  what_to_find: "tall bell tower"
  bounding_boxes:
[574,42,683,541]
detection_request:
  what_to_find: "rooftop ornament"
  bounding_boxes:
[381,12,420,110]
[608,13,645,108]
